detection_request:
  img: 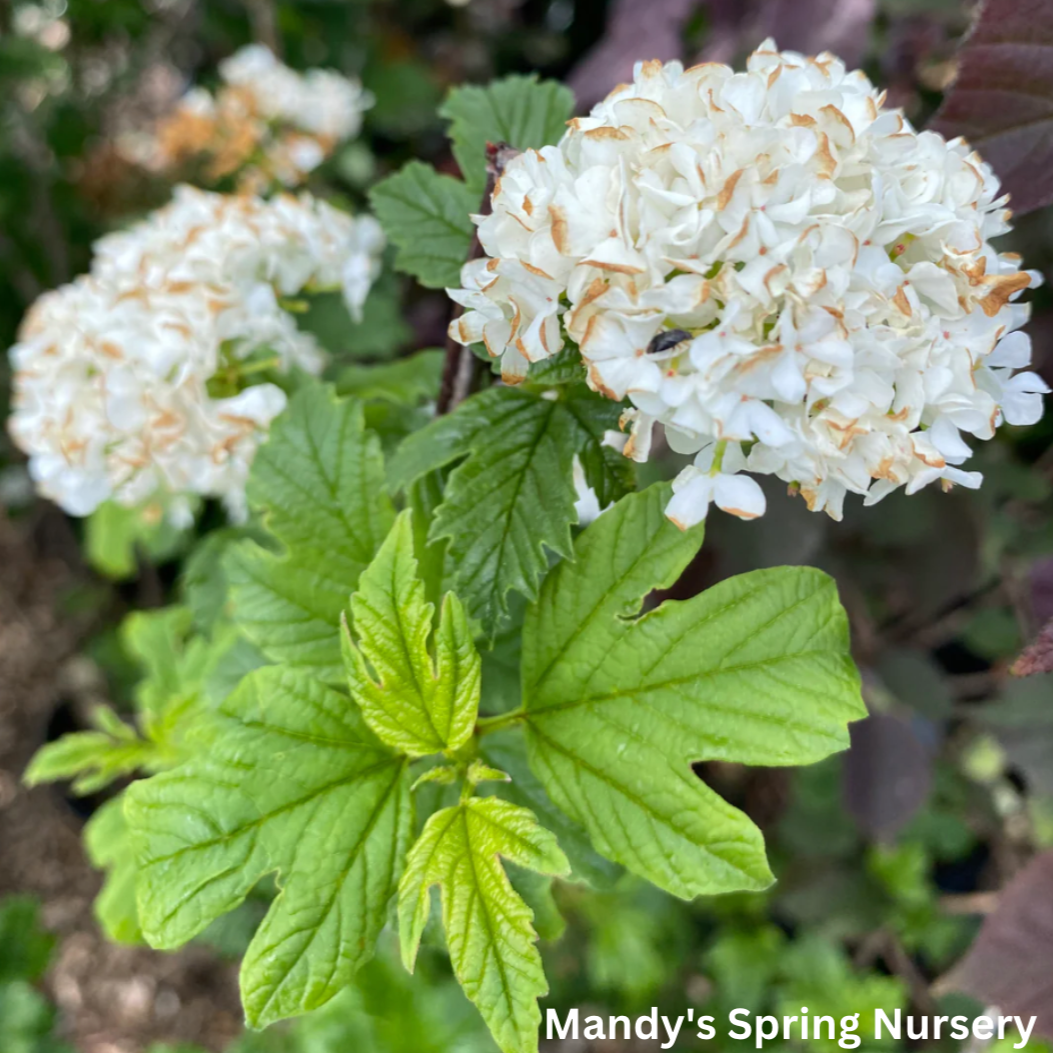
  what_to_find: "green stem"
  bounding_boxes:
[475,707,526,737]
[709,439,728,476]
[237,356,282,377]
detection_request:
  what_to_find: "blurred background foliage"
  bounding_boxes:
[3,0,1053,1050]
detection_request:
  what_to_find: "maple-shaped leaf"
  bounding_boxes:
[228,385,395,683]
[399,796,569,1053]
[342,510,480,757]
[519,483,866,898]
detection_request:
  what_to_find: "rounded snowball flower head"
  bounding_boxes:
[94,185,385,350]
[142,45,373,189]
[8,186,385,522]
[447,40,1048,527]
[218,45,371,143]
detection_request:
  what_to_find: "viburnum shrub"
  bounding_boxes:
[21,40,1047,1053]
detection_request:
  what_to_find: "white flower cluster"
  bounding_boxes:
[448,41,1048,526]
[140,45,372,188]
[218,45,369,143]
[8,186,384,521]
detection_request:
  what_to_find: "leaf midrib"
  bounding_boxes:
[458,807,527,1047]
[439,396,561,622]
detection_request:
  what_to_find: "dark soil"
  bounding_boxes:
[0,508,243,1053]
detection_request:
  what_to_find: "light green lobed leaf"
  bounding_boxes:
[84,796,142,945]
[521,484,866,899]
[439,75,575,194]
[341,510,480,757]
[506,865,566,943]
[388,386,627,634]
[122,607,233,725]
[227,386,395,684]
[399,796,569,1053]
[368,161,477,288]
[25,607,238,796]
[126,666,412,1028]
[23,716,156,796]
[480,730,623,889]
[85,498,191,580]
[121,606,197,712]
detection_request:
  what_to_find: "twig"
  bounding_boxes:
[881,930,942,1019]
[939,891,999,915]
[436,142,518,416]
[245,0,281,55]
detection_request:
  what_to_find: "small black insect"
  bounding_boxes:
[646,329,692,355]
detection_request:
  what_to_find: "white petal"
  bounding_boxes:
[713,473,766,520]
[665,472,714,529]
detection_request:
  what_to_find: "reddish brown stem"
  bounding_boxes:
[436,142,518,415]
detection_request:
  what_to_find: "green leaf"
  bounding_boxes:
[85,499,190,579]
[389,387,626,633]
[26,607,249,796]
[336,350,444,405]
[202,635,269,707]
[299,271,413,361]
[481,730,622,889]
[399,797,569,1053]
[506,866,565,942]
[439,74,575,194]
[0,981,70,1053]
[22,716,154,796]
[522,345,586,387]
[368,161,477,288]
[228,385,395,683]
[84,797,142,945]
[561,387,634,508]
[121,606,200,717]
[0,897,54,983]
[126,666,412,1028]
[180,526,268,634]
[520,484,866,899]
[342,510,480,757]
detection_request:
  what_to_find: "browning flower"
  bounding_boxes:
[8,186,384,520]
[447,41,1047,526]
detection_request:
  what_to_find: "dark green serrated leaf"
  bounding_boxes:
[389,387,627,633]
[562,387,634,508]
[228,386,395,683]
[520,484,866,899]
[368,162,477,289]
[522,345,586,386]
[439,75,575,194]
[126,666,412,1028]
